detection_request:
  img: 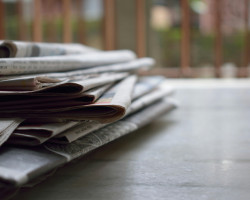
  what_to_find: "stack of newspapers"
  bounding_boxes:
[0,40,176,194]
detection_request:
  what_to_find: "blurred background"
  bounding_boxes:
[0,0,249,78]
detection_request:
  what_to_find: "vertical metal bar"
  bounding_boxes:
[62,0,72,43]
[214,0,222,78]
[0,0,5,39]
[33,0,42,42]
[76,0,86,44]
[17,0,26,40]
[103,0,116,50]
[242,0,249,77]
[136,0,146,57]
[181,0,191,77]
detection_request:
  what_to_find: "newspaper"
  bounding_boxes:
[44,98,177,161]
[8,121,80,146]
[0,57,154,81]
[0,40,97,58]
[0,72,126,98]
[0,82,113,110]
[132,76,165,99]
[7,76,167,145]
[52,86,174,144]
[37,57,154,79]
[0,75,137,123]
[0,50,136,75]
[0,98,176,187]
[0,76,62,91]
[6,85,113,146]
[2,84,112,110]
[126,86,174,115]
[0,146,67,186]
[0,118,24,146]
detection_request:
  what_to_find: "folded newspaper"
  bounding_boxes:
[0,99,176,186]
[0,75,137,123]
[0,50,136,75]
[8,77,173,145]
[0,41,178,198]
[0,57,155,81]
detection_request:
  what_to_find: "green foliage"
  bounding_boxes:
[191,28,214,67]
[156,28,181,67]
[223,32,244,66]
[156,27,245,67]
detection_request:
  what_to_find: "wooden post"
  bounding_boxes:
[17,0,26,40]
[46,0,57,42]
[136,0,146,57]
[214,0,222,78]
[0,0,5,39]
[103,0,116,50]
[33,0,42,42]
[241,0,249,77]
[76,0,86,44]
[181,0,191,77]
[62,0,72,43]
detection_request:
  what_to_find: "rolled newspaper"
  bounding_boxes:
[0,40,97,58]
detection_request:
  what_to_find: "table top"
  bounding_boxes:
[11,79,250,200]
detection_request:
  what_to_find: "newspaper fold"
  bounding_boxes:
[0,72,126,98]
[0,83,113,111]
[0,99,176,187]
[0,50,136,75]
[9,121,80,146]
[0,76,62,91]
[0,75,137,123]
[2,84,112,110]
[0,118,24,146]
